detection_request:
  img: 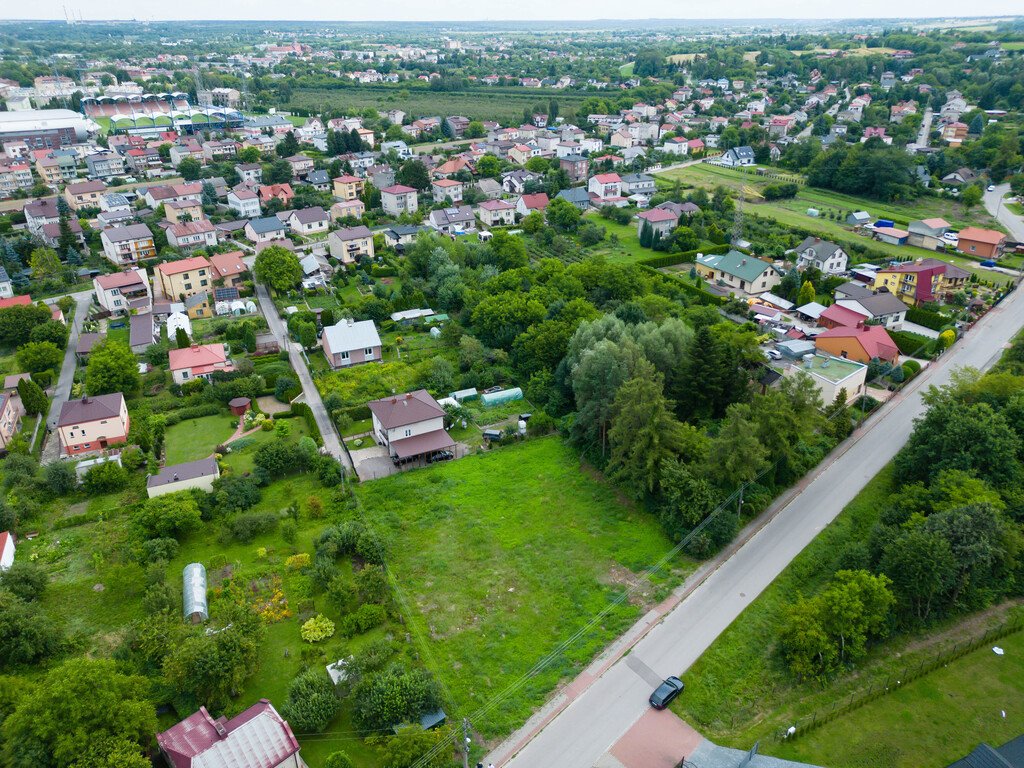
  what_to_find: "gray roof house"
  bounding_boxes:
[556,187,592,211]
[129,312,155,353]
[428,206,475,235]
[793,237,849,275]
[147,456,221,498]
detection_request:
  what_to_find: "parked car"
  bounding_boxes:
[980,260,997,268]
[649,676,685,710]
[942,232,959,242]
[987,185,996,192]
[764,349,782,361]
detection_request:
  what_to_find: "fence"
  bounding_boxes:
[773,614,1024,743]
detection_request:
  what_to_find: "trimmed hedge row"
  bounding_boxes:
[637,243,733,269]
[161,403,223,427]
[283,402,323,446]
[905,307,951,331]
[889,329,936,359]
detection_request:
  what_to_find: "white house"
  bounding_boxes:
[380,184,418,216]
[367,389,455,461]
[793,237,849,275]
[94,268,151,316]
[227,187,261,218]
[719,145,756,167]
[147,457,221,498]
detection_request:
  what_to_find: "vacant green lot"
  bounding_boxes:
[289,85,589,125]
[163,413,239,464]
[775,630,1024,768]
[357,437,688,738]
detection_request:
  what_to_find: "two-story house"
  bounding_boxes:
[431,178,464,204]
[209,251,249,288]
[164,199,205,225]
[57,393,130,456]
[85,150,125,179]
[328,226,375,264]
[63,179,106,211]
[381,184,418,216]
[245,216,288,243]
[101,223,156,265]
[227,186,262,218]
[588,173,625,205]
[156,256,213,300]
[321,318,382,367]
[168,343,234,385]
[286,207,329,235]
[332,174,365,201]
[476,199,517,227]
[167,220,218,253]
[793,237,849,274]
[94,268,151,316]
[367,389,455,462]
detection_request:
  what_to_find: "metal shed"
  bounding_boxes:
[182,563,209,624]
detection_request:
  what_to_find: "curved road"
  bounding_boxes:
[492,277,1024,768]
[984,183,1024,242]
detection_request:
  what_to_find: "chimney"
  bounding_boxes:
[213,717,228,738]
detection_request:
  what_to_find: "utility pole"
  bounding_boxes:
[462,718,471,768]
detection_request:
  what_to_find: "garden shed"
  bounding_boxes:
[182,562,209,624]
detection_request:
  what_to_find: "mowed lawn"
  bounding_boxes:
[775,630,1024,768]
[356,437,687,738]
[163,413,239,464]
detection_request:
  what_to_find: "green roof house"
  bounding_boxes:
[695,250,783,297]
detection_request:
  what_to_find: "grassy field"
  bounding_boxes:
[289,85,589,125]
[773,630,1024,768]
[163,412,239,464]
[356,437,689,739]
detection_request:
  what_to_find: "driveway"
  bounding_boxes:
[350,444,395,481]
[492,274,1024,768]
[251,283,352,474]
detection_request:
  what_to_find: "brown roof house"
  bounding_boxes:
[56,393,130,456]
[157,699,306,768]
[368,389,455,462]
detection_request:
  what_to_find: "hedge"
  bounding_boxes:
[282,402,323,446]
[637,243,733,269]
[905,307,950,331]
[676,279,727,306]
[161,403,223,427]
[888,329,936,359]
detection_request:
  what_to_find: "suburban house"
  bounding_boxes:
[588,173,623,205]
[168,343,234,385]
[209,251,248,287]
[873,258,970,306]
[368,389,455,462]
[383,224,427,250]
[227,186,261,218]
[818,303,871,330]
[695,250,783,297]
[24,197,60,234]
[719,145,756,167]
[476,199,517,227]
[93,268,151,315]
[85,150,125,179]
[431,178,465,204]
[907,218,951,250]
[156,700,305,768]
[620,173,656,197]
[164,199,205,225]
[185,292,212,320]
[781,353,868,405]
[381,184,419,216]
[331,199,366,221]
[321,319,382,368]
[147,456,220,498]
[258,183,294,207]
[515,193,549,217]
[56,393,130,456]
[143,182,203,208]
[167,220,218,252]
[793,237,849,274]
[101,223,156,265]
[0,531,13,571]
[635,207,678,238]
[815,323,900,364]
[287,207,329,235]
[237,163,263,183]
[63,179,106,211]
[41,218,85,249]
[428,205,476,234]
[957,227,1007,259]
[328,226,375,264]
[245,216,288,243]
[0,391,24,452]
[836,291,908,329]
[560,155,589,184]
[332,174,365,201]
[156,256,213,300]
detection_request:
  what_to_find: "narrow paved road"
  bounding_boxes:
[494,282,1024,768]
[984,183,1024,242]
[46,290,92,430]
[252,283,352,473]
[909,107,933,152]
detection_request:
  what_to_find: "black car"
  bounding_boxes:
[648,676,685,710]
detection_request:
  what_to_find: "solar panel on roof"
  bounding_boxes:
[214,286,240,301]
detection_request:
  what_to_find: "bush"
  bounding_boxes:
[282,669,339,733]
[214,476,262,515]
[325,753,354,768]
[301,614,336,643]
[134,492,203,541]
[341,603,387,637]
[0,561,48,601]
[83,461,129,494]
[351,664,441,733]
[0,588,63,667]
[888,329,935,358]
[286,553,311,571]
[226,511,279,543]
[355,565,390,604]
[762,182,799,200]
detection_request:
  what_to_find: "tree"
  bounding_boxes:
[254,245,303,293]
[29,247,61,281]
[177,157,202,181]
[706,402,768,488]
[797,280,816,306]
[968,113,984,135]
[265,158,293,184]
[2,658,156,768]
[487,230,528,270]
[162,606,264,710]
[368,725,453,768]
[17,341,62,374]
[325,753,355,768]
[779,595,837,681]
[639,219,653,248]
[282,669,339,733]
[85,340,140,395]
[0,303,52,346]
[465,120,486,138]
[396,159,430,190]
[633,49,664,77]
[175,326,190,349]
[17,377,49,416]
[0,561,47,602]
[0,588,62,669]
[238,146,262,163]
[276,130,300,158]
[961,185,982,209]
[880,526,956,623]
[545,197,581,231]
[606,364,701,497]
[42,460,77,496]
[476,154,501,178]
[819,570,894,663]
[351,664,441,733]
[134,491,202,540]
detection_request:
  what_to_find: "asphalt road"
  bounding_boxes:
[252,282,352,473]
[496,281,1024,768]
[984,183,1024,242]
[45,290,92,430]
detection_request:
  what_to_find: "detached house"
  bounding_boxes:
[328,226,375,264]
[431,178,464,204]
[168,343,234,385]
[209,251,248,288]
[476,199,517,227]
[285,154,314,178]
[873,258,969,306]
[793,237,849,274]
[157,700,305,768]
[367,389,455,462]
[287,207,329,235]
[719,145,756,167]
[957,227,1007,259]
[258,183,294,207]
[63,179,106,211]
[245,216,288,243]
[332,174,365,201]
[167,220,218,252]
[695,250,782,297]
[0,391,25,453]
[635,207,678,238]
[321,319,382,368]
[94,268,151,316]
[227,186,262,218]
[815,323,899,365]
[381,184,419,216]
[516,193,549,218]
[156,256,213,300]
[57,393,130,456]
[101,223,156,265]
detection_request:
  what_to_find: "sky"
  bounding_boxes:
[10,0,1024,21]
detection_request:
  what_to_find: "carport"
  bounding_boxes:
[390,429,456,463]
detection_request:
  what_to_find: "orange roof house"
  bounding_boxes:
[815,323,899,364]
[956,227,1007,259]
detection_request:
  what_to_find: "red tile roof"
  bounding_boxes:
[0,295,32,309]
[168,343,228,372]
[819,303,868,328]
[816,324,899,362]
